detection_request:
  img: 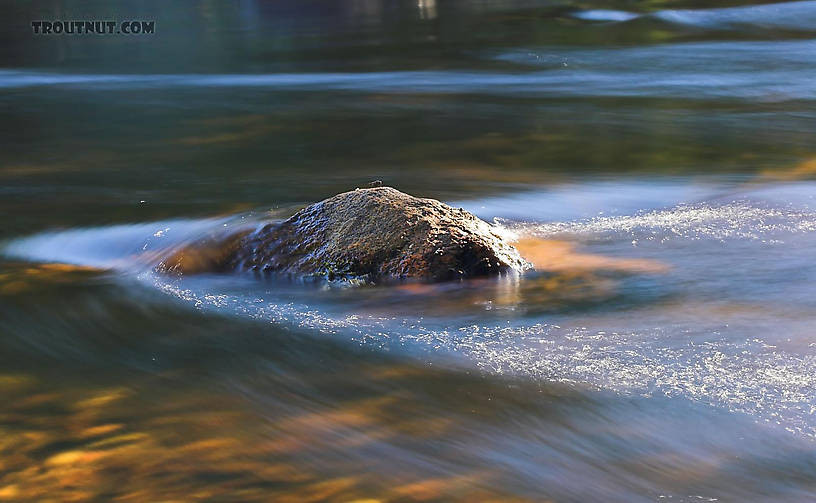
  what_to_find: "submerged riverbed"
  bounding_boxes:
[2,0,816,501]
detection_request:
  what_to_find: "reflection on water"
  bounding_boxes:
[4,179,816,501]
[3,0,816,501]
[3,362,816,502]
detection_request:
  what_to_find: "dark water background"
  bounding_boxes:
[2,0,816,501]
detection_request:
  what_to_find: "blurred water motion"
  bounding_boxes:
[3,0,816,501]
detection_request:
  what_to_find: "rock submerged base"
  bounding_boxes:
[159,187,531,284]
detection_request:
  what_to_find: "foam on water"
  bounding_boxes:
[519,201,816,241]
[149,272,816,440]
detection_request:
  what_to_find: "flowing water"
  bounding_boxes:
[2,0,816,501]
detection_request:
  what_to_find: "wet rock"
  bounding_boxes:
[160,187,531,283]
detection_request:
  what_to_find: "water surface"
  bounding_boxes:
[2,0,816,501]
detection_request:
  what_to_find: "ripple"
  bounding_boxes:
[5,181,816,441]
[571,1,816,32]
[4,39,816,103]
[150,273,816,440]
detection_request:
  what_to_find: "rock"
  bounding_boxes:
[160,187,531,283]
